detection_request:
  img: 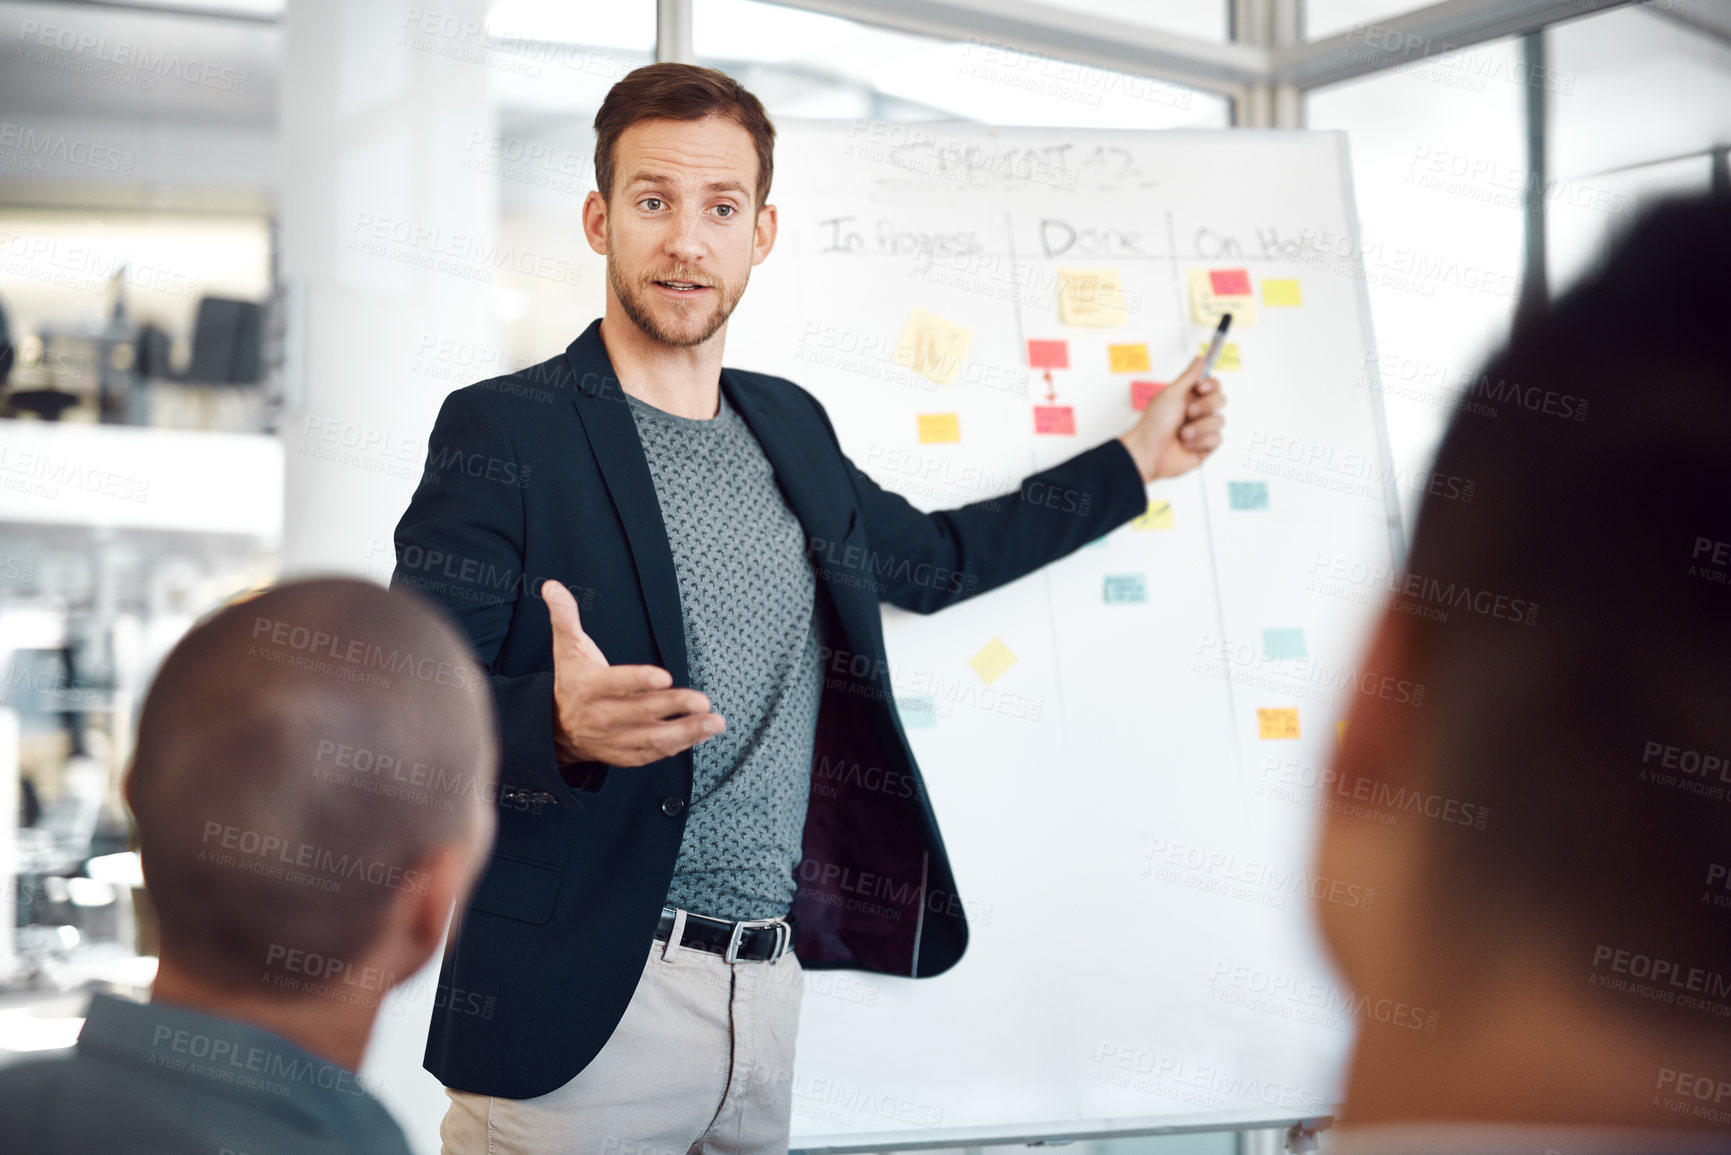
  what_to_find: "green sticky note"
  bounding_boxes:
[1104,574,1148,604]
[1262,628,1307,661]
[898,694,937,728]
[1228,480,1269,511]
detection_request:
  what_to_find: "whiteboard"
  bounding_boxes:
[718,120,1404,1147]
[362,120,1404,1154]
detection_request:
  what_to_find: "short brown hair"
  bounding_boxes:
[592,62,776,213]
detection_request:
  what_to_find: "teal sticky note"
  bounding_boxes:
[1229,481,1270,511]
[1262,628,1307,661]
[1104,574,1148,604]
[898,694,937,728]
[1085,535,1110,549]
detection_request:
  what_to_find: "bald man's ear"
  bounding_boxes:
[394,804,495,974]
[380,842,475,985]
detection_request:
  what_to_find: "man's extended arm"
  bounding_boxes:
[805,356,1226,615]
[817,418,1148,614]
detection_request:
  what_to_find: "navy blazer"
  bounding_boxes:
[392,316,1149,1099]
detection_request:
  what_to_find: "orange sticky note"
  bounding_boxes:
[917,413,960,443]
[1108,343,1151,373]
[1033,405,1075,435]
[1258,707,1300,739]
[1131,380,1166,410]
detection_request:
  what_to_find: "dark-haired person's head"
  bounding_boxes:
[125,577,497,1069]
[1316,192,1731,1142]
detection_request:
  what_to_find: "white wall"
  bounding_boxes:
[276,0,502,578]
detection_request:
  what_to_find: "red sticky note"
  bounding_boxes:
[1034,405,1076,435]
[1131,380,1167,410]
[1209,268,1252,297]
[1027,339,1069,369]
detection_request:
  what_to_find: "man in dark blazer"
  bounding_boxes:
[392,62,1226,1155]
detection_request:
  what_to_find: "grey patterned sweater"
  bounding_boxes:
[625,387,825,922]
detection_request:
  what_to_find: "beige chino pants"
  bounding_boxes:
[440,931,805,1155]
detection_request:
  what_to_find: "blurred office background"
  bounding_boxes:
[0,0,1726,1149]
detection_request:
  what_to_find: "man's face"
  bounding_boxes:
[589,115,775,349]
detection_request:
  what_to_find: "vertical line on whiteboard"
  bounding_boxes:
[1166,208,1247,811]
[1005,209,1075,779]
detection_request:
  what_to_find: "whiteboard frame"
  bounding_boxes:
[791,1106,1335,1153]
[1332,129,1409,570]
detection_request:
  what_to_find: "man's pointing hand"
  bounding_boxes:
[1117,355,1227,483]
[544,579,724,768]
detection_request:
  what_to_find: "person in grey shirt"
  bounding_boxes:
[0,578,499,1155]
[1,991,414,1155]
[625,386,826,925]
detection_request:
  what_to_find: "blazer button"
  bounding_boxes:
[660,795,685,818]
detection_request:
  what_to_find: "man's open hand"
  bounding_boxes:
[1117,355,1228,483]
[543,579,724,767]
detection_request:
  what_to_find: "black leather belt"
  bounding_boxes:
[654,906,793,963]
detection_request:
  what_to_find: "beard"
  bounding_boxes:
[607,242,746,349]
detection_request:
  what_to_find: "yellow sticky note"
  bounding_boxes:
[1132,499,1174,531]
[1057,268,1127,327]
[893,307,974,386]
[1187,268,1258,327]
[1108,342,1151,373]
[917,413,960,444]
[1337,720,1348,746]
[1198,340,1240,371]
[1262,278,1303,306]
[1258,707,1301,740]
[968,637,1018,687]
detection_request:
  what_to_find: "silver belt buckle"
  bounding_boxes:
[724,916,791,964]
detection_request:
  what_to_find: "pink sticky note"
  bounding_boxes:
[1131,380,1167,410]
[1209,268,1252,297]
[1027,339,1069,369]
[1034,405,1076,435]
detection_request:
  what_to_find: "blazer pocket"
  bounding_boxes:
[467,854,562,925]
[494,785,563,861]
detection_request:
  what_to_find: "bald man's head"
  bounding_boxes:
[128,578,498,991]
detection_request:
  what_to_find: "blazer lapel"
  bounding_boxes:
[722,369,853,548]
[561,317,855,691]
[563,319,690,689]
